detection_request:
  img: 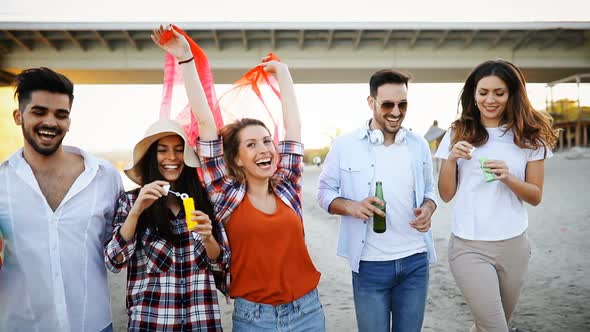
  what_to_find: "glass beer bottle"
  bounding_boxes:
[373,181,386,233]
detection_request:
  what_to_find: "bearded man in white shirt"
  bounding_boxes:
[0,67,122,332]
[317,69,438,332]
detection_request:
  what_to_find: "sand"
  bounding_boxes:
[108,150,590,331]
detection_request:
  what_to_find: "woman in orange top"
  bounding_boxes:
[153,25,324,331]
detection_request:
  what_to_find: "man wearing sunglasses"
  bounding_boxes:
[317,69,437,332]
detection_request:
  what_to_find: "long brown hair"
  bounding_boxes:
[451,59,558,151]
[219,118,272,183]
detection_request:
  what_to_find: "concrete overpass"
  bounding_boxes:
[1,22,589,84]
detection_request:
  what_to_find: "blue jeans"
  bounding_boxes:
[232,288,325,332]
[352,252,429,332]
[99,323,113,332]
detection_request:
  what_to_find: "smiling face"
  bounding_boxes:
[13,90,71,156]
[369,83,408,137]
[156,135,185,183]
[475,75,510,127]
[235,125,277,181]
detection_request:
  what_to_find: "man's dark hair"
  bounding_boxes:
[369,69,410,97]
[13,67,74,111]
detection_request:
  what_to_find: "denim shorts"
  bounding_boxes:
[232,288,325,332]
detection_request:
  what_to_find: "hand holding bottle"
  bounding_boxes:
[449,141,474,162]
[481,159,510,182]
[188,210,217,244]
[344,196,385,221]
[130,181,169,216]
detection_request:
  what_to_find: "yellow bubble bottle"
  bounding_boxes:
[183,197,197,229]
[164,185,198,229]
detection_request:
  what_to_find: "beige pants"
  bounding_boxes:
[448,232,531,332]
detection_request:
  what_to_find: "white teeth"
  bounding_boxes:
[163,165,178,169]
[256,158,271,165]
[385,116,400,120]
[38,130,56,136]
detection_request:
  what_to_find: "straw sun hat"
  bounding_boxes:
[124,119,200,185]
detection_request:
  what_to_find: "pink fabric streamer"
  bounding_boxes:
[159,25,224,147]
[216,52,284,144]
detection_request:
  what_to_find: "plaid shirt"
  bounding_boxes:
[104,190,230,332]
[196,138,304,224]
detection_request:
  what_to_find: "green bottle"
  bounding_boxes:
[373,181,386,233]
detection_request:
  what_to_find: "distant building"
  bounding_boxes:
[545,73,590,150]
[424,120,446,173]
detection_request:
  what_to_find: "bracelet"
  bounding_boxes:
[178,57,194,65]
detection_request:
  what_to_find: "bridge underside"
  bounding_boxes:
[1,23,589,84]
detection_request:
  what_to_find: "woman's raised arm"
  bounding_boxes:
[151,25,218,141]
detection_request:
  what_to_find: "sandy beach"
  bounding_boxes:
[108,150,590,331]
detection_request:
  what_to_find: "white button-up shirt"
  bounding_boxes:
[0,146,122,332]
[317,126,438,273]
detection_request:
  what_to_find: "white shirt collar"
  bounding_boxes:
[7,146,100,172]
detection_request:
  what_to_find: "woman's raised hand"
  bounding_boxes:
[151,24,192,61]
[259,59,289,76]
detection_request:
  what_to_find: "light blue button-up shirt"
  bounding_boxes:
[317,126,438,273]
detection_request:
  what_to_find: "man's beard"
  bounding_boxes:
[382,125,400,135]
[379,116,403,135]
[22,123,65,156]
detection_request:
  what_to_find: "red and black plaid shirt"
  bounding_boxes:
[105,190,230,331]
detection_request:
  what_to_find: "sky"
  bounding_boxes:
[60,81,581,153]
[2,0,589,22]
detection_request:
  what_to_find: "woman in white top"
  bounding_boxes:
[436,59,558,332]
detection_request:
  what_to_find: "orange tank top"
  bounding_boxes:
[225,194,321,305]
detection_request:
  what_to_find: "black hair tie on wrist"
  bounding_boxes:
[178,57,194,65]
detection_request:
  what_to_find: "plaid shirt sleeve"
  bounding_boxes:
[273,140,304,195]
[200,236,230,273]
[196,138,240,297]
[104,191,138,272]
[194,231,231,296]
[196,138,244,223]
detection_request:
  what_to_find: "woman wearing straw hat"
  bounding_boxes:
[153,26,325,331]
[104,119,230,331]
